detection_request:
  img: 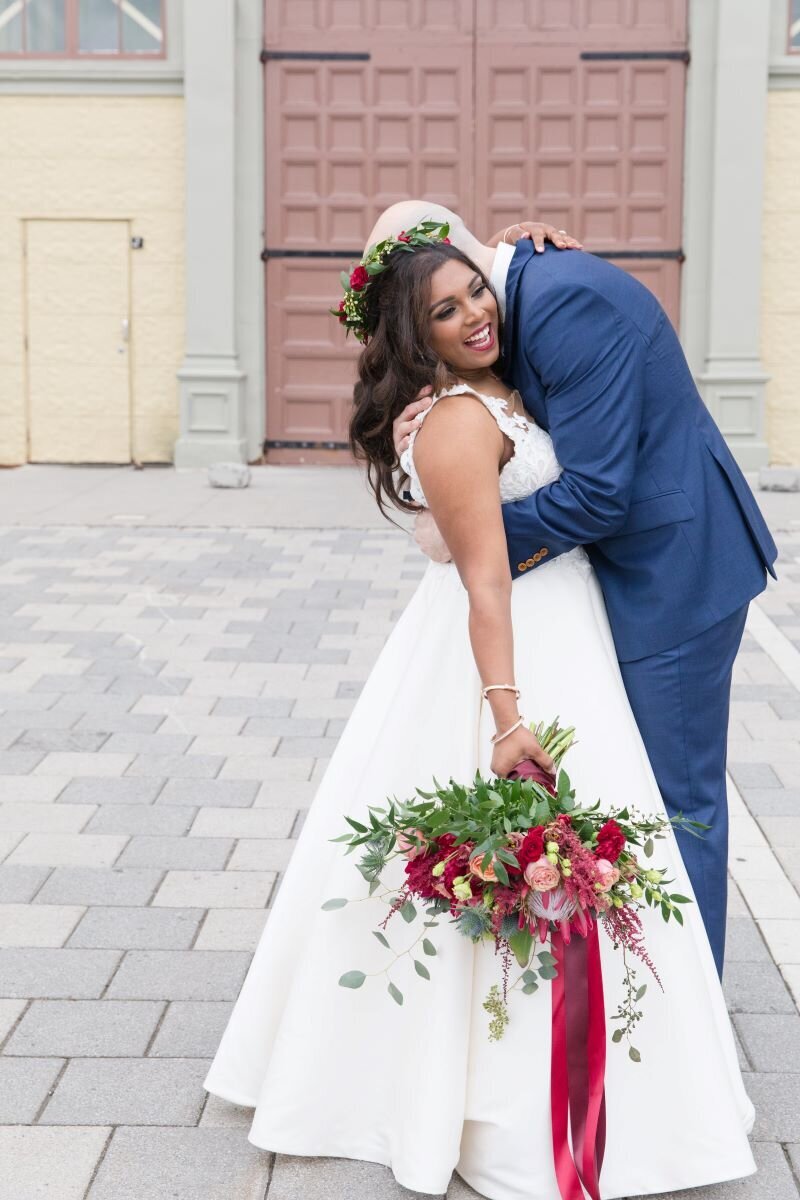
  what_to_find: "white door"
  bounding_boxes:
[25,219,131,463]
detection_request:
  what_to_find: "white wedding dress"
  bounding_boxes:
[203,384,756,1199]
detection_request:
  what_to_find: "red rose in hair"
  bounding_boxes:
[349,265,369,291]
[397,231,411,243]
[337,299,347,324]
[595,819,626,863]
[441,237,451,244]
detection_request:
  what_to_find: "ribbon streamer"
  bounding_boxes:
[550,925,607,1200]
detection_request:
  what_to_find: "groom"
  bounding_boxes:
[373,200,778,978]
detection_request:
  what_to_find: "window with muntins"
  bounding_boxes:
[0,0,165,57]
[790,0,800,53]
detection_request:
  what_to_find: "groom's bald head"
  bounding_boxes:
[364,201,492,273]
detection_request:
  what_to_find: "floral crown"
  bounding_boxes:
[331,219,451,344]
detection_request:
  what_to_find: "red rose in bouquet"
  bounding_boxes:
[508,825,546,876]
[595,819,626,863]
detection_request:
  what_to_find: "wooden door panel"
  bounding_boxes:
[265,257,359,457]
[265,51,474,254]
[262,0,689,453]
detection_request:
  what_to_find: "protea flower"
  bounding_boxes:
[526,884,578,943]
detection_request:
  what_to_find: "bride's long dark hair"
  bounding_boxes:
[348,242,503,521]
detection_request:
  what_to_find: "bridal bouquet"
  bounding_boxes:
[322,718,705,1062]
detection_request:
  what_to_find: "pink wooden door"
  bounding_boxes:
[263,0,688,463]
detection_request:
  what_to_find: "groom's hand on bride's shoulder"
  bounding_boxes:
[486,221,583,253]
[393,386,434,458]
[392,390,452,564]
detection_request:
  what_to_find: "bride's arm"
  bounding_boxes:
[413,396,554,777]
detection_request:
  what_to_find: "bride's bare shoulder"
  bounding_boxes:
[413,386,503,470]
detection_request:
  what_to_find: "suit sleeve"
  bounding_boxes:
[502,281,647,578]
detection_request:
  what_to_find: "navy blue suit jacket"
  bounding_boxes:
[501,241,778,662]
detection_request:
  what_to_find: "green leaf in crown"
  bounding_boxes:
[331,219,452,344]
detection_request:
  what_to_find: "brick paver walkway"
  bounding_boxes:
[0,521,798,1199]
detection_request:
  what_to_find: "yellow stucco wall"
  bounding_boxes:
[0,95,184,464]
[762,89,800,465]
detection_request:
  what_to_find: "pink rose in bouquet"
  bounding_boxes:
[524,856,561,891]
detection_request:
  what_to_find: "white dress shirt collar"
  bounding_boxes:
[489,240,515,319]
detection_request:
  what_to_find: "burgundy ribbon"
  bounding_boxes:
[550,926,607,1200]
[507,758,607,1199]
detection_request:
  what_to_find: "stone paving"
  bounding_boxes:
[0,516,798,1199]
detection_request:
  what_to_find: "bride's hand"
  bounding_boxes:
[491,725,555,780]
[487,221,583,253]
[393,386,434,458]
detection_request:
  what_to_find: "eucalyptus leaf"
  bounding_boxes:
[400,899,417,924]
[635,984,647,1000]
[422,937,437,956]
[388,981,403,1005]
[321,898,348,910]
[612,1029,624,1043]
[644,837,654,858]
[339,970,366,988]
[522,982,538,994]
[538,964,558,981]
[507,927,534,968]
[414,959,431,980]
[629,1046,641,1063]
[372,930,390,948]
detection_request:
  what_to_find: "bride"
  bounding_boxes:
[203,223,756,1199]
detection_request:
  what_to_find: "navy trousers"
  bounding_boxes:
[618,604,749,979]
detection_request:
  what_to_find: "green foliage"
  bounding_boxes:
[339,970,366,988]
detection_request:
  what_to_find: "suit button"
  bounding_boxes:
[518,562,527,572]
[533,552,542,563]
[540,548,549,557]
[526,557,535,567]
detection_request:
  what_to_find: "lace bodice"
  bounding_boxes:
[399,382,592,579]
[400,382,563,505]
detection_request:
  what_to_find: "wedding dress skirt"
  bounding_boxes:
[203,386,756,1199]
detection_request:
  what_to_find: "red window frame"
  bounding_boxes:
[0,0,166,59]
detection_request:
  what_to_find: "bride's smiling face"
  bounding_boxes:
[425,259,500,374]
